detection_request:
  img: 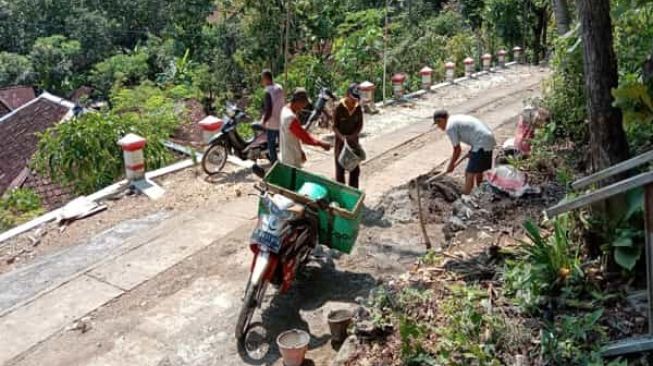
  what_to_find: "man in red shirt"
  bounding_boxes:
[279,88,331,168]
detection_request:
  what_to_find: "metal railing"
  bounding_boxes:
[545,150,653,357]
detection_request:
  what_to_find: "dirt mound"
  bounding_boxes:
[364,175,461,226]
[363,169,565,249]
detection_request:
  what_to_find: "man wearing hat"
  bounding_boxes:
[333,83,365,188]
[279,88,332,168]
[433,110,496,194]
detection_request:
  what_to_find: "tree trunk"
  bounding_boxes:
[531,7,547,64]
[577,0,629,174]
[552,0,571,35]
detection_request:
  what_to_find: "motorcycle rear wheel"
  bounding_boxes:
[235,280,265,342]
[202,142,228,175]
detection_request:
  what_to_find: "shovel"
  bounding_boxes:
[425,152,471,184]
[411,152,470,250]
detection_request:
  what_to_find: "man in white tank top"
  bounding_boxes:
[260,70,285,163]
[279,88,331,168]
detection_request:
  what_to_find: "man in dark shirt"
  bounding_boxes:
[333,83,364,188]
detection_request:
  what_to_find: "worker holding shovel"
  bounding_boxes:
[433,110,496,194]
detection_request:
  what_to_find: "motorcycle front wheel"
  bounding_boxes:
[202,142,228,175]
[235,279,266,342]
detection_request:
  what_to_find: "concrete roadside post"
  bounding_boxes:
[391,73,406,100]
[464,57,475,77]
[198,116,223,144]
[482,53,492,72]
[118,133,146,182]
[497,49,507,68]
[419,66,433,91]
[445,61,456,83]
[513,46,523,64]
[359,81,378,114]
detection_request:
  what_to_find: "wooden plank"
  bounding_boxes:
[572,149,653,190]
[645,184,653,333]
[546,171,653,218]
[603,335,653,357]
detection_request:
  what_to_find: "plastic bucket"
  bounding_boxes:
[327,309,353,343]
[338,142,363,172]
[298,182,328,201]
[276,329,310,366]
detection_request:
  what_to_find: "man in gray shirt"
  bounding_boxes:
[433,110,496,194]
[260,69,285,163]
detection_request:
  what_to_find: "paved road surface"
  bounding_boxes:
[1,66,548,366]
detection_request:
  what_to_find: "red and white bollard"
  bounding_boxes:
[198,116,223,144]
[118,133,146,182]
[391,73,406,99]
[497,49,508,68]
[481,53,492,71]
[513,46,523,63]
[419,66,433,90]
[464,57,475,77]
[445,61,456,83]
[359,81,375,107]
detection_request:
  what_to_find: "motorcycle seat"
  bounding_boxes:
[251,123,265,131]
[286,204,305,218]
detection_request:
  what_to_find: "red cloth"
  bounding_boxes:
[289,119,321,146]
[514,116,535,155]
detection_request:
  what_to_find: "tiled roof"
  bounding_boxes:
[170,99,206,148]
[0,102,10,118]
[0,93,75,196]
[21,170,74,210]
[0,86,36,111]
[68,86,94,104]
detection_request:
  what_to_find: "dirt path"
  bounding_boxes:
[3,66,548,366]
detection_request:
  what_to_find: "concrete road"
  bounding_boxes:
[1,66,548,366]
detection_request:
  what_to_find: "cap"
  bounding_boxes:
[290,87,310,104]
[347,83,361,100]
[432,109,449,124]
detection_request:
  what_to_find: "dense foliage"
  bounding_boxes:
[0,188,43,232]
[32,83,188,194]
[0,0,537,104]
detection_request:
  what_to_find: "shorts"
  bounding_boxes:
[466,149,493,173]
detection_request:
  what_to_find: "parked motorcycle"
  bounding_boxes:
[235,168,323,341]
[301,87,336,130]
[202,88,336,175]
[201,104,268,175]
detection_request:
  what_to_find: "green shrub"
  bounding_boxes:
[286,54,334,100]
[541,310,613,365]
[589,188,646,271]
[612,77,653,155]
[434,285,515,365]
[0,188,43,232]
[33,84,183,194]
[504,217,583,311]
[542,32,587,144]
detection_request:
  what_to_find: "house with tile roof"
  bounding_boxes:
[0,92,78,208]
[0,86,37,117]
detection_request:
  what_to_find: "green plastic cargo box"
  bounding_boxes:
[261,162,365,254]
